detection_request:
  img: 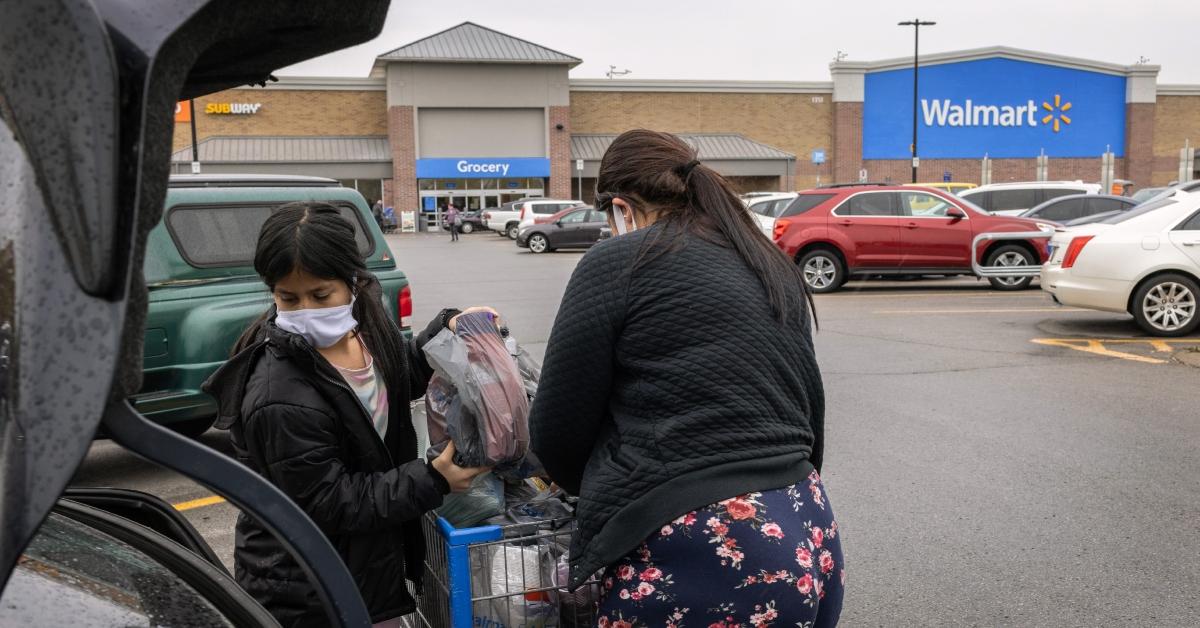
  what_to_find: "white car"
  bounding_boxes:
[1041,191,1200,336]
[745,193,797,237]
[516,199,583,231]
[960,181,1102,216]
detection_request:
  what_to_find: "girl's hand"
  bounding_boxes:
[449,306,501,332]
[431,441,491,493]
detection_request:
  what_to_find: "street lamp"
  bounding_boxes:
[898,19,935,184]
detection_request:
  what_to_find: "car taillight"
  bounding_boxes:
[398,285,413,329]
[483,212,491,220]
[773,218,792,242]
[520,204,528,220]
[1061,235,1095,269]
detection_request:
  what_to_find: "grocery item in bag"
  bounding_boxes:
[481,545,559,628]
[436,472,504,528]
[423,313,530,468]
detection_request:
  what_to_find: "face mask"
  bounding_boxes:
[276,295,357,349]
[611,204,638,235]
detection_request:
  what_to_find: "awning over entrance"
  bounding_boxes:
[170,136,392,179]
[570,133,796,178]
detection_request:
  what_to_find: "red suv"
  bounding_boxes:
[772,185,1052,293]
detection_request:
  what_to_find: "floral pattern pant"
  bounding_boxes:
[597,471,844,628]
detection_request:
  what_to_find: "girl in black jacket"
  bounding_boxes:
[204,202,490,627]
[529,130,843,626]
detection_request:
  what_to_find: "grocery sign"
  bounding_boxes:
[863,58,1127,159]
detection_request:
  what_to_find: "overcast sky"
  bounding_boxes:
[281,0,1200,84]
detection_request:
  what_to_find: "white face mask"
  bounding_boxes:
[611,204,638,235]
[276,296,357,349]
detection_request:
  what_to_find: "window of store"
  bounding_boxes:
[337,179,385,207]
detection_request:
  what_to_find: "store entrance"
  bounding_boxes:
[417,178,546,231]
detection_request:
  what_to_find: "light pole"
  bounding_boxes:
[899,19,935,184]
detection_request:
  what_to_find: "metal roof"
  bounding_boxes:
[171,136,390,163]
[377,22,580,66]
[571,134,795,162]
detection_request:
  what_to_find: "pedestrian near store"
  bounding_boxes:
[203,202,495,627]
[445,203,460,242]
[372,198,384,229]
[529,130,842,627]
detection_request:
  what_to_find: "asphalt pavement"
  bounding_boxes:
[73,230,1200,626]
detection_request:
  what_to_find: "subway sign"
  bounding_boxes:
[205,102,262,115]
[863,58,1127,159]
[415,157,550,179]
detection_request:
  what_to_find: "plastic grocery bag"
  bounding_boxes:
[436,473,504,528]
[423,312,531,469]
[481,545,560,628]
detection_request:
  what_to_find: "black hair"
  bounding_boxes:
[233,202,408,385]
[596,129,816,326]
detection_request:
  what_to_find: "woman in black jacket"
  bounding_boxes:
[204,202,490,627]
[529,130,843,626]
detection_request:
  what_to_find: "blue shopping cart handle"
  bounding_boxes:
[436,516,504,546]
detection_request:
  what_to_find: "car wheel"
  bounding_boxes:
[528,234,550,254]
[1131,274,1200,337]
[507,224,520,239]
[798,248,845,293]
[985,245,1036,291]
[460,222,474,234]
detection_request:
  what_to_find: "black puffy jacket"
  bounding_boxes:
[203,310,455,627]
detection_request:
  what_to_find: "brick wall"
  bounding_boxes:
[832,102,863,184]
[569,91,833,189]
[387,106,418,213]
[171,89,387,152]
[1152,95,1200,185]
[548,106,573,199]
[862,157,1123,186]
[1125,103,1156,187]
[382,179,394,209]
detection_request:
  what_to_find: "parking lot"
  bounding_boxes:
[73,231,1200,626]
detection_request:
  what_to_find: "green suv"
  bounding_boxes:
[132,174,412,436]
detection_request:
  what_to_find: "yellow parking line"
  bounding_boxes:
[1031,338,1200,364]
[173,495,227,511]
[875,308,1085,314]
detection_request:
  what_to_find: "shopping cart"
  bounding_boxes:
[412,511,602,628]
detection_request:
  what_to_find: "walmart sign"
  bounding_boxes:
[863,58,1127,159]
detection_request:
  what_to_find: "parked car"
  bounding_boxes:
[0,0,386,625]
[483,198,578,239]
[1019,194,1137,224]
[905,182,977,196]
[516,198,584,231]
[959,181,1102,216]
[134,174,411,437]
[516,207,609,253]
[1041,191,1200,336]
[773,185,1054,292]
[745,193,798,237]
[442,208,484,233]
[1132,186,1169,203]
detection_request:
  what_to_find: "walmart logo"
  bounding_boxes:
[1041,94,1072,133]
[921,93,1073,133]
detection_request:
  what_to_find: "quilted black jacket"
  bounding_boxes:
[529,224,825,588]
[202,311,454,627]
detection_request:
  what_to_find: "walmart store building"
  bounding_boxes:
[172,22,1200,213]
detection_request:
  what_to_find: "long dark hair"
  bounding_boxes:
[233,202,408,385]
[596,129,815,325]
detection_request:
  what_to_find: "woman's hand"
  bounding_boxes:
[431,441,492,493]
[448,306,502,332]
